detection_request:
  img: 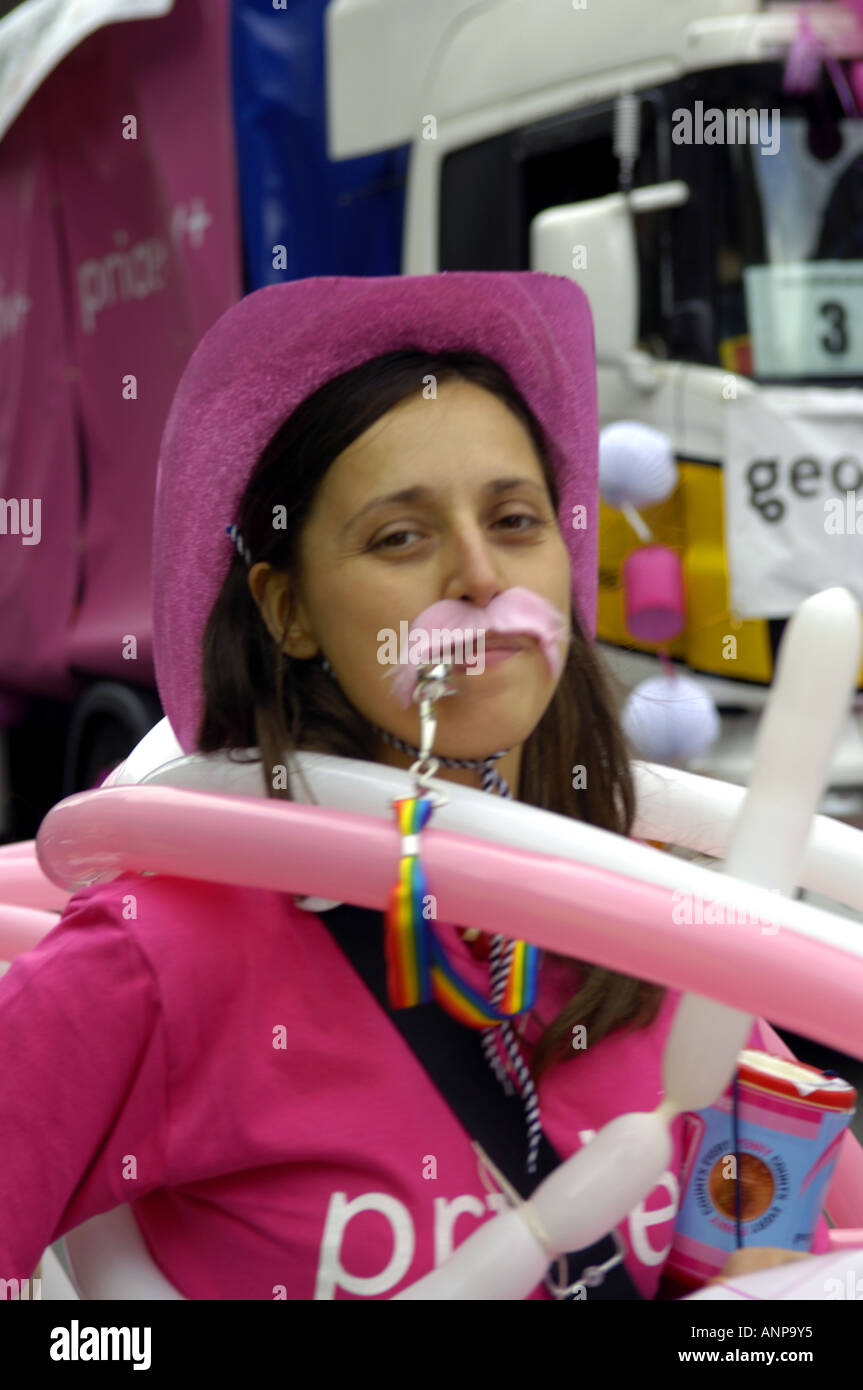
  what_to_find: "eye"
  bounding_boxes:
[370,528,425,551]
[493,511,544,533]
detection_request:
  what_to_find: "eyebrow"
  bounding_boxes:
[342,477,549,536]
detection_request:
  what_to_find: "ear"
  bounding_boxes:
[248,563,318,660]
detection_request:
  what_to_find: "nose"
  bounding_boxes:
[440,518,506,609]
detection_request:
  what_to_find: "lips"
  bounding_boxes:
[483,633,532,653]
[389,587,568,707]
[448,634,534,669]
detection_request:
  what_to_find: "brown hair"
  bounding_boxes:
[198,349,665,1082]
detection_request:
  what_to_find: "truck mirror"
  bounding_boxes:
[530,181,689,365]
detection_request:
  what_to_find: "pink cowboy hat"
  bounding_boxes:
[152,272,598,754]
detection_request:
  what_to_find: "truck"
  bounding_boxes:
[326,0,863,816]
[3,0,863,836]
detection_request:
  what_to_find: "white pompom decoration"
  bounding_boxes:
[599,421,678,510]
[622,673,721,763]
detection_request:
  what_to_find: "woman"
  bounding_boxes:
[0,273,813,1298]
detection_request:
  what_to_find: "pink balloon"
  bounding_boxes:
[0,840,38,859]
[0,904,62,959]
[828,1229,863,1250]
[34,784,863,1065]
[19,776,863,1281]
[0,851,72,913]
[0,842,70,956]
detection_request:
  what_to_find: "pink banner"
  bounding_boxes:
[0,97,80,701]
[0,0,241,701]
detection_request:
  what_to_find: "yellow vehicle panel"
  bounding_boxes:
[597,459,863,687]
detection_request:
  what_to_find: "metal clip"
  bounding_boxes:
[408,662,455,802]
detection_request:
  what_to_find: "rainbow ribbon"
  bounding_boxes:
[384,795,540,1030]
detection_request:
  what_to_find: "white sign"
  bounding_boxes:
[744,262,863,378]
[723,387,863,618]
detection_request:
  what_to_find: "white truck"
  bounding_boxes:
[326,0,863,815]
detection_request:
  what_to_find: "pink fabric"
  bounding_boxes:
[0,0,240,700]
[0,97,79,702]
[0,871,825,1300]
[151,271,599,754]
[56,0,241,683]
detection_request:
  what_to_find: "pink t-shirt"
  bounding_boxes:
[0,870,826,1299]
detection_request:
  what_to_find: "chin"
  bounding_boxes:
[368,658,557,760]
[431,703,544,762]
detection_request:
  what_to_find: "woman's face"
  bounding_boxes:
[256,379,572,763]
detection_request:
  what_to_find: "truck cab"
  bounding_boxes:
[327,0,863,806]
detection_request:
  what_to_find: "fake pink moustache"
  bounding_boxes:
[388,588,569,708]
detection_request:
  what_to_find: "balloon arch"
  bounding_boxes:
[3,589,863,1300]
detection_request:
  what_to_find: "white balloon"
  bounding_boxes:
[662,997,754,1114]
[395,1112,672,1301]
[115,740,863,945]
[393,1208,548,1300]
[107,717,863,917]
[622,674,721,762]
[599,420,678,509]
[71,588,863,1302]
[664,588,863,1114]
[631,760,863,914]
[531,1111,672,1250]
[722,588,862,897]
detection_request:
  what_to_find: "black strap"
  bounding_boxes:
[317,902,643,1301]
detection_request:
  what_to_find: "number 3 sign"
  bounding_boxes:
[744,263,863,378]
